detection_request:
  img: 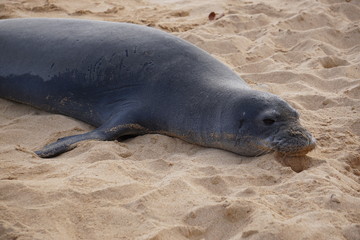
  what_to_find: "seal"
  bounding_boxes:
[0,18,316,158]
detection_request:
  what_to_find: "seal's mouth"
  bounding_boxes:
[270,128,316,157]
[276,139,316,157]
[232,125,316,157]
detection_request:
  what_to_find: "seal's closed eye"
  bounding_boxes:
[263,118,275,126]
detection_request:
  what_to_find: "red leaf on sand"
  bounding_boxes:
[208,12,216,21]
[208,12,225,21]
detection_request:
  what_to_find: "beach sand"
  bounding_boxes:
[0,0,360,239]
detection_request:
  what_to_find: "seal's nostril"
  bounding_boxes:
[308,136,316,149]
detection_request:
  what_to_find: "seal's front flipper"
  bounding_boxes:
[35,131,102,158]
[35,121,146,158]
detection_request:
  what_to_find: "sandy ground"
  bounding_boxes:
[0,0,360,239]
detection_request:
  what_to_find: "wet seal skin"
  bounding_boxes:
[0,18,315,158]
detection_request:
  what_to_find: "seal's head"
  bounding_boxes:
[214,90,316,157]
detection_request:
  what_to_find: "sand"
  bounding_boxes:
[0,0,359,239]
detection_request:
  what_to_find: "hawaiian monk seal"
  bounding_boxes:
[0,18,316,158]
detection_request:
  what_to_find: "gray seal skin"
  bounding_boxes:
[0,18,316,158]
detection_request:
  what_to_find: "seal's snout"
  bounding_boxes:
[295,134,316,156]
[272,125,316,157]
